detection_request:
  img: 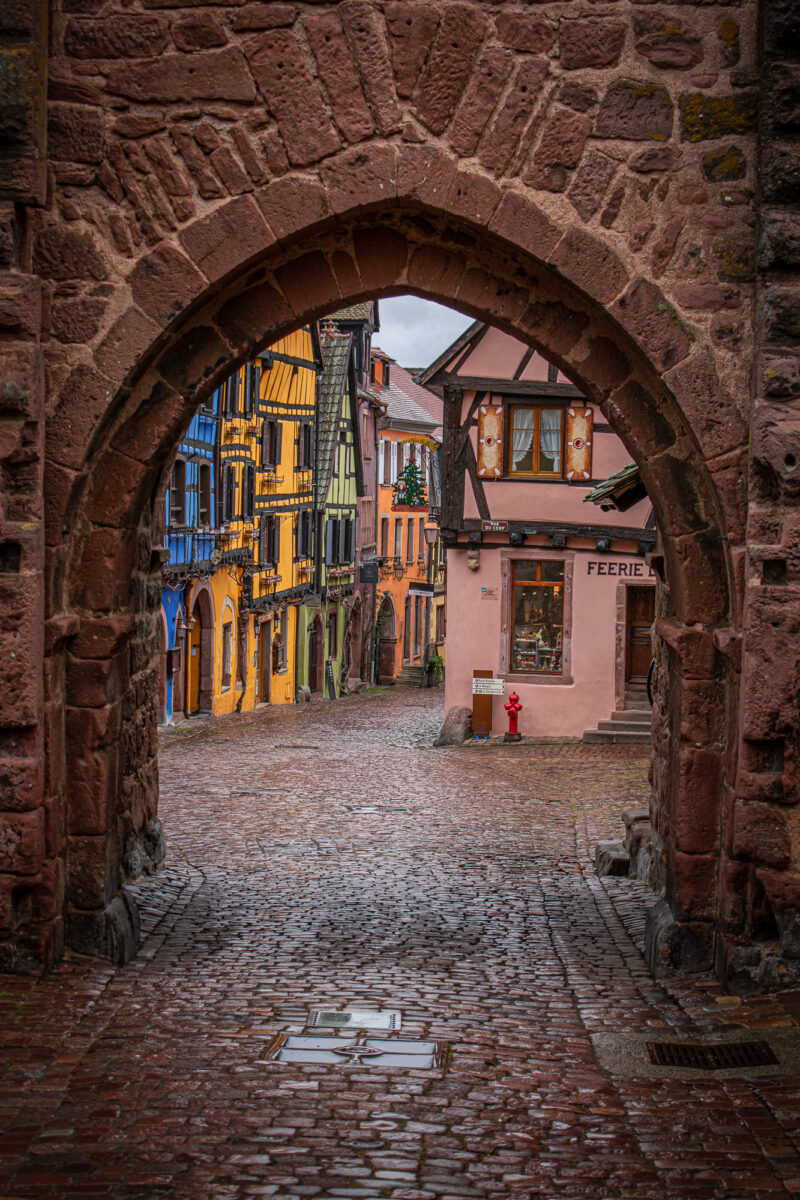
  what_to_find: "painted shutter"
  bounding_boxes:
[564,406,594,483]
[390,440,398,484]
[476,403,504,479]
[259,515,267,564]
[248,465,255,517]
[325,518,334,565]
[275,421,283,467]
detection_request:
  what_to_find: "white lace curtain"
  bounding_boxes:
[540,409,562,471]
[511,408,535,469]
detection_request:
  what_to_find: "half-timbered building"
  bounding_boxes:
[422,322,655,740]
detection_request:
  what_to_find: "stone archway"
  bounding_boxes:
[3,0,795,990]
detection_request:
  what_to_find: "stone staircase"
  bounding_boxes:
[396,662,425,687]
[583,685,652,745]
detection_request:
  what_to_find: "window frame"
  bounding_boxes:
[506,403,566,479]
[499,550,574,686]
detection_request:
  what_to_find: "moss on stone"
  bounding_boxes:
[702,145,746,181]
[679,93,758,142]
[713,237,755,282]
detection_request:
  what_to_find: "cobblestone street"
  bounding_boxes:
[3,689,800,1199]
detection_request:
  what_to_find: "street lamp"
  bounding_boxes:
[422,525,439,687]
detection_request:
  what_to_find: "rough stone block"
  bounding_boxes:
[634,13,704,70]
[412,3,487,135]
[129,242,206,329]
[180,195,273,284]
[108,47,256,104]
[732,801,791,868]
[433,705,472,746]
[245,30,339,167]
[0,808,45,876]
[256,176,331,242]
[305,10,375,145]
[611,279,692,374]
[67,889,140,965]
[680,93,758,142]
[645,897,714,975]
[385,2,439,100]
[595,80,674,142]
[595,840,630,876]
[481,58,550,177]
[319,144,398,214]
[561,21,625,70]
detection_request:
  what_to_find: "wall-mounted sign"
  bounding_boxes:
[472,677,505,695]
[359,562,379,584]
[481,520,508,532]
[587,560,655,578]
[481,587,499,600]
[326,658,336,699]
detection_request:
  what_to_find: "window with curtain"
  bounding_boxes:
[509,406,564,476]
[510,560,564,674]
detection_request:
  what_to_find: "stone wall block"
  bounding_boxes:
[338,1,402,135]
[412,3,488,135]
[731,801,791,868]
[0,273,41,340]
[595,79,674,142]
[0,808,45,876]
[654,618,718,680]
[709,452,748,547]
[180,195,274,285]
[172,14,226,53]
[489,191,561,263]
[129,242,207,330]
[66,833,117,910]
[67,651,128,710]
[110,379,188,468]
[0,344,43,421]
[156,323,233,396]
[575,336,632,396]
[384,2,439,101]
[528,106,591,193]
[549,227,628,307]
[449,47,512,158]
[759,210,800,271]
[740,591,800,742]
[48,102,105,164]
[274,251,341,321]
[0,756,42,812]
[0,575,43,729]
[319,144,398,214]
[109,46,255,104]
[85,447,151,531]
[668,851,718,922]
[30,858,64,925]
[761,142,800,207]
[718,855,750,934]
[215,280,294,351]
[32,226,107,283]
[602,378,678,461]
[244,31,340,167]
[66,746,116,838]
[304,10,375,145]
[680,678,725,746]
[673,745,722,854]
[406,245,465,303]
[71,614,134,662]
[680,92,759,142]
[353,227,407,293]
[611,279,693,374]
[330,249,362,299]
[560,20,626,71]
[396,144,457,209]
[519,298,590,363]
[64,15,168,59]
[73,527,137,612]
[457,268,528,328]
[94,308,162,388]
[256,176,331,242]
[481,58,550,178]
[663,349,748,461]
[661,528,730,625]
[45,365,115,472]
[633,12,704,70]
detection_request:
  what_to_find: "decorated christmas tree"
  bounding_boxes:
[393,459,427,507]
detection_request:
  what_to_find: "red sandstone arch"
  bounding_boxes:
[45,189,741,973]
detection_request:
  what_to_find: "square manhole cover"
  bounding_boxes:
[262,1032,445,1069]
[308,1009,401,1031]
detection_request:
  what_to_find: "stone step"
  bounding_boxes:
[598,719,652,733]
[610,710,652,723]
[583,728,652,745]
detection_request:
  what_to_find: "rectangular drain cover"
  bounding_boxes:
[646,1040,778,1070]
[263,1032,444,1069]
[308,1009,401,1031]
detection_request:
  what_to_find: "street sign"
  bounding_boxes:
[472,677,505,695]
[481,520,508,532]
[359,561,379,584]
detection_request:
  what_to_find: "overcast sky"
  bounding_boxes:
[372,295,473,371]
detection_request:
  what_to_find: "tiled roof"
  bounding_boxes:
[316,328,353,509]
[373,360,442,437]
[330,302,375,324]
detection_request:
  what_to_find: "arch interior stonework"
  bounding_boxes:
[1,0,797,991]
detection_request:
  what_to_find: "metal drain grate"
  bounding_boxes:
[308,1009,401,1031]
[262,1031,445,1068]
[646,1040,778,1070]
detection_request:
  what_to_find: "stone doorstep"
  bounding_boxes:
[591,1028,800,1080]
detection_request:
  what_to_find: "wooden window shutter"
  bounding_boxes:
[476,403,504,479]
[390,440,398,483]
[276,421,283,467]
[259,515,267,563]
[564,406,594,483]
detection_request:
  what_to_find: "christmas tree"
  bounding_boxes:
[393,459,427,507]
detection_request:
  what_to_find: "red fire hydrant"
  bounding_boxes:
[504,691,522,743]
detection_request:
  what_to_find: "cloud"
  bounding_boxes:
[372,296,473,371]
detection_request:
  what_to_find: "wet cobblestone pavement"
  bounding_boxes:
[3,689,800,1199]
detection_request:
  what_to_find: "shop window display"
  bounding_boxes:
[511,561,564,674]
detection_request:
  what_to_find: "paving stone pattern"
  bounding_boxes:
[2,689,800,1199]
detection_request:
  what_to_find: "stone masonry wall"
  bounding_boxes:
[2,0,798,989]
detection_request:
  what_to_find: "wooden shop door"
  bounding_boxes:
[187,610,202,713]
[258,622,271,703]
[625,586,655,684]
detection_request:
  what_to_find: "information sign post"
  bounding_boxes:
[471,671,505,737]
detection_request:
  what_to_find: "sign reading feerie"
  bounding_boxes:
[587,560,655,577]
